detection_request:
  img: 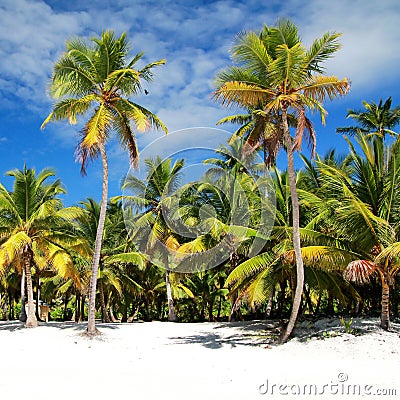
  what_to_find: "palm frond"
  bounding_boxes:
[343,260,377,285]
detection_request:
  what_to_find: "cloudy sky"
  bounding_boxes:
[0,0,399,204]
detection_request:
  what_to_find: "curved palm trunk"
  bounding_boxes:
[110,305,120,323]
[19,269,27,322]
[24,246,38,328]
[165,269,177,321]
[281,108,305,343]
[86,141,109,335]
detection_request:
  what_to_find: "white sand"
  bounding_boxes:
[0,319,399,400]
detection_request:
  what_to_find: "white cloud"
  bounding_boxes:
[294,0,400,92]
[0,0,90,113]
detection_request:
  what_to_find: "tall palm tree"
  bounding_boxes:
[0,167,84,327]
[319,133,400,329]
[74,198,144,322]
[122,157,185,321]
[214,19,349,341]
[41,31,167,334]
[225,167,359,321]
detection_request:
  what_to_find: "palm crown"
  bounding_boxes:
[214,19,349,161]
[337,97,400,139]
[41,30,167,173]
[214,19,349,342]
[0,166,85,327]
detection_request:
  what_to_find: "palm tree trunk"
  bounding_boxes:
[281,108,304,343]
[303,285,314,315]
[63,293,69,321]
[35,273,41,321]
[392,277,399,319]
[98,279,110,323]
[228,252,241,321]
[110,305,120,323]
[86,140,109,335]
[326,290,334,315]
[265,288,274,318]
[143,299,151,321]
[381,271,390,330]
[75,294,80,322]
[165,269,177,321]
[24,246,38,328]
[208,299,214,322]
[217,295,223,321]
[2,293,9,321]
[121,300,128,323]
[80,294,86,322]
[200,299,205,321]
[9,297,14,320]
[19,269,27,322]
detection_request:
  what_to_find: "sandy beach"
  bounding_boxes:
[1,318,399,400]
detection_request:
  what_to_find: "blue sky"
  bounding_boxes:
[0,0,399,205]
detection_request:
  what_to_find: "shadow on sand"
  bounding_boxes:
[168,320,281,349]
[0,320,123,333]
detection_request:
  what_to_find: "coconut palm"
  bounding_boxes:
[74,198,145,322]
[184,269,228,321]
[214,19,349,341]
[121,157,185,321]
[225,167,359,321]
[319,133,400,329]
[0,166,84,327]
[0,269,20,321]
[337,97,400,140]
[41,31,167,334]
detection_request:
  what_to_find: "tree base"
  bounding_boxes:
[82,327,102,338]
[380,319,390,331]
[25,320,38,328]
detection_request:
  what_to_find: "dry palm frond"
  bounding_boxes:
[343,259,377,285]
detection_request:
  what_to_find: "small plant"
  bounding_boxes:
[321,330,341,339]
[340,317,354,334]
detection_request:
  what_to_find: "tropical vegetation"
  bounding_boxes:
[0,23,399,343]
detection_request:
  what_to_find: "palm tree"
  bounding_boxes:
[337,97,400,140]
[0,167,84,327]
[41,31,167,334]
[184,269,228,321]
[121,157,185,321]
[224,167,359,321]
[319,133,400,329]
[74,198,144,322]
[214,19,349,341]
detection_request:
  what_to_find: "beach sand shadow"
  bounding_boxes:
[0,320,122,332]
[168,320,281,348]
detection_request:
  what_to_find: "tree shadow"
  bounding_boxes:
[213,319,281,332]
[0,320,123,332]
[168,320,281,349]
[293,317,400,342]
